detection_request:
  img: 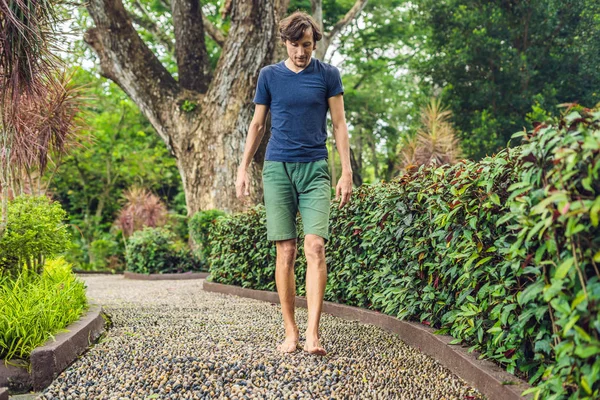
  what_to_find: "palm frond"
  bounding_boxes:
[6,69,85,174]
[0,0,63,111]
[398,96,462,171]
[115,187,169,237]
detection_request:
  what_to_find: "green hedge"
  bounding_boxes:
[189,209,226,262]
[208,105,600,399]
[125,227,205,274]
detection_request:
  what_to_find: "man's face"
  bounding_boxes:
[285,28,316,69]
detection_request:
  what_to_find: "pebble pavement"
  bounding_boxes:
[40,275,484,400]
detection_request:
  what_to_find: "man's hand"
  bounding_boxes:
[335,173,353,209]
[236,167,250,200]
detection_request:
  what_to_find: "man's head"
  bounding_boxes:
[279,11,322,69]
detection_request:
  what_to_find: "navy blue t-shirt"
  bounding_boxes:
[253,58,344,162]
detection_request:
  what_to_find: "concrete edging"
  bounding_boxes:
[0,303,105,393]
[124,271,210,280]
[203,281,532,400]
[73,270,124,275]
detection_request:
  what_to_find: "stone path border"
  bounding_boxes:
[204,281,533,400]
[73,270,123,275]
[0,387,7,400]
[0,304,105,394]
[123,271,210,280]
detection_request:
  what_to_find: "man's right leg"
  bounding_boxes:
[262,161,300,353]
[275,238,299,353]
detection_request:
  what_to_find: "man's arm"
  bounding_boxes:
[328,94,353,208]
[236,104,269,199]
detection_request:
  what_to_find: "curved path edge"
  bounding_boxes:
[124,271,210,280]
[203,281,533,400]
[0,303,105,394]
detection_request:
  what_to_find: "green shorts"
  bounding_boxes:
[262,159,332,242]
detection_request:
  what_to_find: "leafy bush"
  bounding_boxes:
[0,257,88,361]
[208,105,600,399]
[88,236,124,272]
[169,212,189,243]
[189,209,226,260]
[63,227,125,273]
[0,195,71,276]
[125,227,205,274]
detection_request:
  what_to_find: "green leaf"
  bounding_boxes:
[531,192,568,215]
[507,181,530,191]
[554,257,574,280]
[526,220,546,242]
[580,376,592,395]
[544,279,564,301]
[562,316,579,335]
[534,339,552,354]
[490,193,501,206]
[590,201,600,227]
[550,298,570,315]
[565,111,582,124]
[574,345,600,359]
[573,326,592,343]
[571,291,587,310]
[518,280,544,306]
[475,256,492,268]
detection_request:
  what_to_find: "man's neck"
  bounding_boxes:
[284,58,310,73]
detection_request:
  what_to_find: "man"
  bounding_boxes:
[235,11,352,356]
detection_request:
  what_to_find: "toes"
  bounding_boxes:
[312,348,327,356]
[277,341,298,353]
[303,344,327,356]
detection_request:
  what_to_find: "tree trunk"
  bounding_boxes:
[349,147,362,186]
[370,138,378,180]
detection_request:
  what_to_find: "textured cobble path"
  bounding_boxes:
[41,275,484,400]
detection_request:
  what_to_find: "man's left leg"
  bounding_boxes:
[296,159,331,355]
[304,234,327,355]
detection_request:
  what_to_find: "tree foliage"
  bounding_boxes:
[412,0,600,159]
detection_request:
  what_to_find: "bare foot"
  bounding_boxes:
[303,334,327,356]
[277,327,299,353]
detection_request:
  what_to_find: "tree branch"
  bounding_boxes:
[202,15,226,47]
[84,0,179,148]
[311,0,324,33]
[171,0,212,92]
[128,3,175,54]
[315,0,368,60]
[327,0,368,40]
[132,0,225,49]
[221,0,233,19]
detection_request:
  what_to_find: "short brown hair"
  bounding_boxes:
[279,11,322,44]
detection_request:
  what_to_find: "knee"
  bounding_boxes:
[304,236,325,262]
[277,239,297,262]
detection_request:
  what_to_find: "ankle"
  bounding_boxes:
[305,329,319,338]
[285,324,299,335]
